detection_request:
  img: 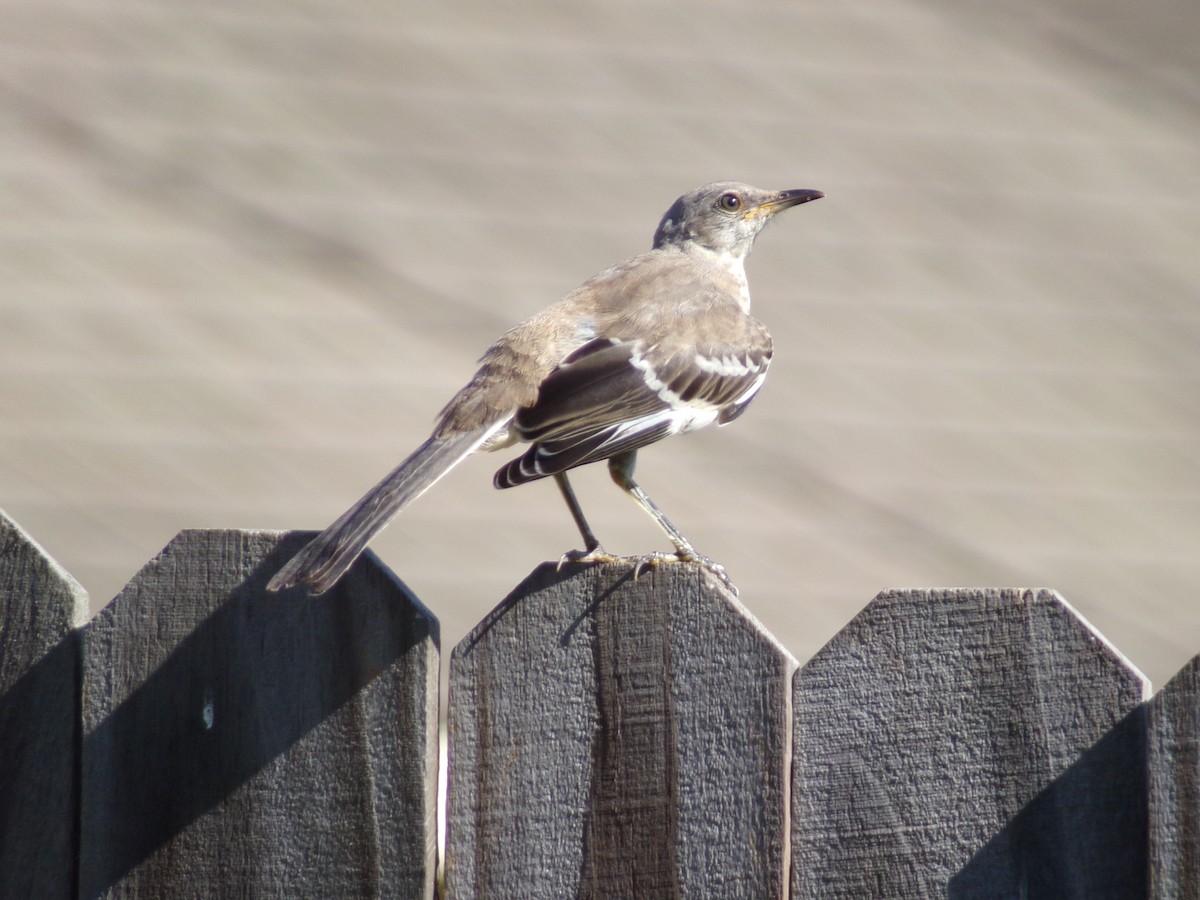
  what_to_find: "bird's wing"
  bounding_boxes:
[494,330,771,487]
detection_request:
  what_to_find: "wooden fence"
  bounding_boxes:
[1,507,1195,898]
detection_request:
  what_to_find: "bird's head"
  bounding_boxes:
[652,181,823,259]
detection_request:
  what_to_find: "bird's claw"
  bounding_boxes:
[630,550,739,597]
[629,551,677,582]
[557,546,618,571]
[682,551,739,597]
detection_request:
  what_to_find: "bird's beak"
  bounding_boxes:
[749,188,825,219]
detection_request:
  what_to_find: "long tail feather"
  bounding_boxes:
[268,424,500,594]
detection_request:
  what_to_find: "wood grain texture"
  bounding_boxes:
[79,529,439,899]
[445,560,797,899]
[0,510,88,900]
[792,588,1149,898]
[1149,654,1200,898]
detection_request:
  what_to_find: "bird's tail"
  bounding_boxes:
[267,424,501,594]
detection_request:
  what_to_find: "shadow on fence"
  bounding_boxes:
[948,705,1148,897]
[80,531,434,895]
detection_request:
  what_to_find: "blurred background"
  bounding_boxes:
[1,0,1197,688]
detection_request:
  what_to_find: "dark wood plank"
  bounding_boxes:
[79,529,439,899]
[1149,654,1200,898]
[0,510,88,900]
[445,560,797,899]
[792,588,1148,898]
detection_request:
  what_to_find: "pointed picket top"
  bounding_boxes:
[446,560,798,899]
[80,528,439,899]
[0,508,88,630]
[1149,653,1200,897]
[0,510,88,899]
[792,588,1148,899]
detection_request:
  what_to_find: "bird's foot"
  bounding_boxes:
[558,547,739,596]
[628,550,739,597]
[557,546,619,571]
[628,551,678,583]
[679,550,739,597]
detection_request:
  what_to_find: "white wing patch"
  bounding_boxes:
[694,352,756,377]
[628,347,704,411]
[729,369,768,409]
[597,405,721,453]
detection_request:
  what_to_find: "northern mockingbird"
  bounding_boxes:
[268,181,822,595]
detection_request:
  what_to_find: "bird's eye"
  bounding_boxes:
[718,192,742,212]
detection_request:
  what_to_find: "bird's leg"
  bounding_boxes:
[607,451,738,595]
[608,452,695,556]
[554,472,615,567]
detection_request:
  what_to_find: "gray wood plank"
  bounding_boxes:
[0,510,88,900]
[445,560,797,899]
[1149,654,1200,897]
[792,588,1148,898]
[79,529,439,899]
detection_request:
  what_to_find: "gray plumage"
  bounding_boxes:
[268,181,822,594]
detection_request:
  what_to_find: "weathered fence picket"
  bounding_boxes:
[1150,655,1200,897]
[792,588,1148,898]
[0,511,87,899]
[445,562,797,898]
[0,510,1196,897]
[77,529,440,899]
